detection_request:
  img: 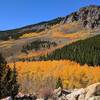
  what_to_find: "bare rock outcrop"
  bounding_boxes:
[64,5,100,29]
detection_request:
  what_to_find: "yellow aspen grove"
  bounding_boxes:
[9,60,100,93]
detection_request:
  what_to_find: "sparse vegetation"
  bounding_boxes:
[21,40,57,52]
[0,17,63,40]
[56,77,63,89]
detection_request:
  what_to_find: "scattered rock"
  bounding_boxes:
[1,97,12,100]
[88,96,100,100]
[53,87,62,97]
[85,83,100,100]
[62,89,71,95]
[1,83,100,100]
[15,93,37,100]
[15,92,25,98]
[66,88,85,100]
[78,94,85,100]
[36,98,44,100]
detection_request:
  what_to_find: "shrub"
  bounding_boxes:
[56,77,63,89]
[39,87,53,99]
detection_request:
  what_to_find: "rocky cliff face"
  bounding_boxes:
[63,5,100,29]
[20,5,100,30]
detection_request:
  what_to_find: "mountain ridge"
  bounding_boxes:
[0,5,100,40]
[63,5,100,28]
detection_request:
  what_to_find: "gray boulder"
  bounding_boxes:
[66,88,85,100]
[87,96,100,100]
[85,83,100,100]
[1,97,12,100]
[53,87,62,97]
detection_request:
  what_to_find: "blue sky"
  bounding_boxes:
[0,0,100,30]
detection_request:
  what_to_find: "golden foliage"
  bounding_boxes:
[49,22,90,39]
[9,60,100,93]
[51,30,88,39]
[20,32,44,38]
[17,44,65,59]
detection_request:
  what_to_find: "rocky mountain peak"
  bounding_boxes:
[64,5,100,29]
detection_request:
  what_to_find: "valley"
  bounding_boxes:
[0,22,99,62]
[0,5,100,100]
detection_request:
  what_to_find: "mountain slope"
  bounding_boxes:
[39,35,100,66]
[0,5,100,40]
[0,17,64,40]
[0,5,100,62]
[63,5,100,28]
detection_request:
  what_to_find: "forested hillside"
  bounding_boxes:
[40,35,100,66]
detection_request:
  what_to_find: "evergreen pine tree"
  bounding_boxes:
[56,77,63,89]
[0,54,19,99]
[10,64,19,99]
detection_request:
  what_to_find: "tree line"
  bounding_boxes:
[21,40,57,52]
[0,17,63,40]
[40,35,100,66]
